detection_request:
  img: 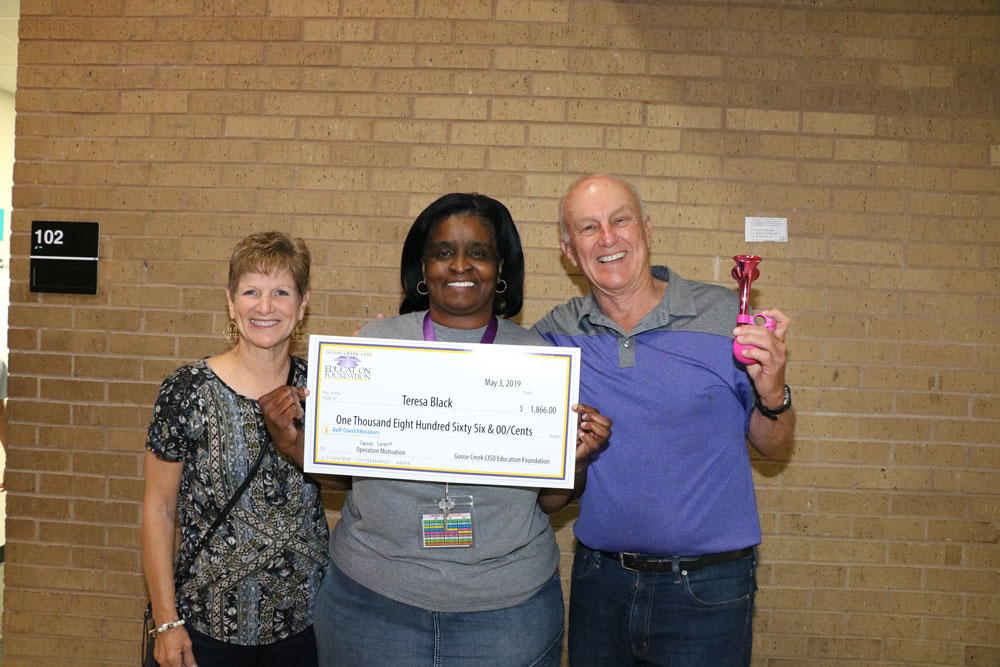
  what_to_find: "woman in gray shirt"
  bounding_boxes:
[261,194,610,666]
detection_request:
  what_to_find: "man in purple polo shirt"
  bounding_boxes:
[533,174,795,666]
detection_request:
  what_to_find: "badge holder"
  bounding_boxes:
[420,486,475,548]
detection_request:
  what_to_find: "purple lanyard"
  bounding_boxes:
[423,312,498,344]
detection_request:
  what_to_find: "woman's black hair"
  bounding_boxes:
[399,192,525,318]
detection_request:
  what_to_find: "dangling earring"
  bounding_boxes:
[225,319,239,345]
[416,280,429,295]
[293,321,306,343]
[495,279,507,294]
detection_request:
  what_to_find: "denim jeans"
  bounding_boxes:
[568,543,758,667]
[315,561,564,667]
[186,624,318,667]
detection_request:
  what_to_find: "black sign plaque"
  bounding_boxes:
[30,221,100,294]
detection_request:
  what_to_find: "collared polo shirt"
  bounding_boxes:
[533,266,760,555]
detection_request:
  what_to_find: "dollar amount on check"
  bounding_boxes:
[303,335,581,488]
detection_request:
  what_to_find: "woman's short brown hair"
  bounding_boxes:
[227,231,311,297]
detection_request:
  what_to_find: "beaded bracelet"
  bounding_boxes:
[149,618,186,637]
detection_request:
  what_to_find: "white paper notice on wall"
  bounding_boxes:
[745,216,788,242]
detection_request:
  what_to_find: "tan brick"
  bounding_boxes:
[803,112,876,136]
[651,53,724,78]
[39,379,105,403]
[891,492,966,519]
[765,610,843,636]
[927,616,1000,644]
[678,130,756,157]
[913,191,983,217]
[941,370,996,393]
[752,635,812,661]
[813,539,888,563]
[965,546,1000,572]
[8,494,72,520]
[901,339,976,366]
[646,153,720,179]
[491,98,564,122]
[762,135,834,160]
[887,542,960,567]
[912,141,989,167]
[678,181,753,207]
[49,90,119,113]
[928,518,999,543]
[792,364,861,389]
[841,37,916,61]
[814,490,890,515]
[880,64,955,88]
[952,167,1000,193]
[882,640,969,666]
[72,499,140,524]
[109,477,145,502]
[65,451,141,477]
[964,645,1000,667]
[727,159,798,189]
[649,104,722,129]
[941,322,1000,350]
[813,440,892,464]
[834,138,908,162]
[762,184,833,210]
[489,147,562,172]
[496,1,569,23]
[452,122,525,146]
[224,115,297,139]
[570,49,645,75]
[778,513,854,539]
[849,564,924,590]
[565,100,642,126]
[937,418,999,449]
[566,149,642,177]
[528,124,601,149]
[39,473,108,498]
[11,402,70,432]
[771,562,847,587]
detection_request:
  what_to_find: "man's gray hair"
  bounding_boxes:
[558,174,649,243]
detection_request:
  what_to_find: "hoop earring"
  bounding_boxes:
[416,280,429,295]
[495,279,507,294]
[225,319,239,345]
[293,321,306,343]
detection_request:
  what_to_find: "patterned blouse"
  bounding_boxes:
[146,357,329,645]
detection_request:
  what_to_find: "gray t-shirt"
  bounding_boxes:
[329,311,561,612]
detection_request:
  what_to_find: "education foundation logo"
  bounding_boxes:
[323,353,372,382]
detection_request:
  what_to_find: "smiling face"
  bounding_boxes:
[422,214,499,329]
[560,176,653,298]
[226,269,308,354]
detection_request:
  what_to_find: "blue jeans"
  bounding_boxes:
[568,543,757,667]
[315,561,564,667]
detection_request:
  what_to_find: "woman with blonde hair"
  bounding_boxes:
[142,232,329,667]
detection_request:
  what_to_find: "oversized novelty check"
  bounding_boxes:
[303,335,581,488]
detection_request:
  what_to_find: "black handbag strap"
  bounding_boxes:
[175,439,270,584]
[174,358,298,583]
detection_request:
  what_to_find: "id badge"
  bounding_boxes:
[419,495,474,548]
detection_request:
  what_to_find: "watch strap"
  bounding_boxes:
[751,381,791,420]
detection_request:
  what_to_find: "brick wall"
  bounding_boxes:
[4,1,998,664]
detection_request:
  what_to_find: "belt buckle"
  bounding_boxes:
[618,552,639,571]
